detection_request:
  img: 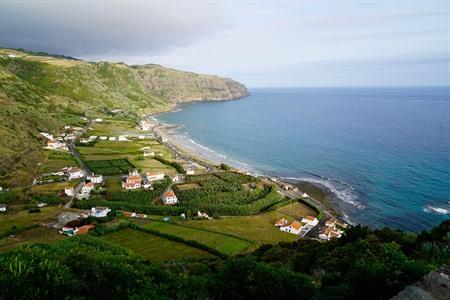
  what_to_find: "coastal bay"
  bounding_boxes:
[155,87,450,231]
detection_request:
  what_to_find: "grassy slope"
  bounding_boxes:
[0,49,167,186]
[0,48,247,187]
[100,227,212,260]
[142,220,252,256]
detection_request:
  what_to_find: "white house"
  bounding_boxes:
[162,191,178,205]
[319,227,342,240]
[302,193,309,198]
[67,167,84,180]
[0,204,7,212]
[99,136,108,141]
[87,174,103,184]
[46,139,68,151]
[279,221,303,235]
[65,187,75,197]
[7,54,17,58]
[37,203,47,208]
[118,136,128,141]
[301,216,319,227]
[89,136,97,141]
[122,171,142,190]
[81,182,95,194]
[94,118,103,122]
[146,171,165,182]
[90,207,111,218]
[108,136,117,141]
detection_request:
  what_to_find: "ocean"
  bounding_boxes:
[156,87,450,231]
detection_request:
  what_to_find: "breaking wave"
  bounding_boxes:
[423,205,450,215]
[282,176,365,209]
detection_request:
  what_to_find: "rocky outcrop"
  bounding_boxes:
[391,266,450,300]
[134,64,249,103]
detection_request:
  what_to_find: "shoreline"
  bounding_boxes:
[147,107,348,222]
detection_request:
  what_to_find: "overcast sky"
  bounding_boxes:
[0,0,448,87]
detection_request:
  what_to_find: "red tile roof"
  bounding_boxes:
[290,221,302,231]
[76,224,95,235]
[163,191,176,198]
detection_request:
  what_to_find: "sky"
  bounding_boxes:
[0,0,448,87]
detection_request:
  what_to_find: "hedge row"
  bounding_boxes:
[153,156,185,174]
[93,222,226,258]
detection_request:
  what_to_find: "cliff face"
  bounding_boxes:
[135,64,249,103]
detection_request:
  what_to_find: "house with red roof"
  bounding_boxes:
[162,190,178,205]
[279,221,303,235]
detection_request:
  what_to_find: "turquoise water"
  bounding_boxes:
[156,87,450,231]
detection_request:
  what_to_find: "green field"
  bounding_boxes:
[86,158,135,175]
[37,150,79,174]
[142,220,252,256]
[31,181,79,194]
[181,202,317,247]
[78,140,177,174]
[100,228,212,260]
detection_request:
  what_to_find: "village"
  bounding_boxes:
[0,115,349,257]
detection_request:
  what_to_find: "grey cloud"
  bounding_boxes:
[0,1,226,58]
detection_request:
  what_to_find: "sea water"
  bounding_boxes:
[156,87,450,231]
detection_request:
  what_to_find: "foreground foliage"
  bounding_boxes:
[0,220,448,299]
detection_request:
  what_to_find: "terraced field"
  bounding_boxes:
[100,228,212,260]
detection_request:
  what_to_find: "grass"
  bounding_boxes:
[78,140,177,175]
[31,181,79,194]
[142,220,252,256]
[100,228,212,260]
[37,150,79,174]
[0,226,64,252]
[180,202,317,247]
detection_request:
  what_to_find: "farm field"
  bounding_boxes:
[31,181,79,194]
[142,220,252,256]
[0,226,64,252]
[37,150,79,174]
[88,119,145,137]
[100,228,212,260]
[181,202,317,246]
[86,159,135,175]
[77,140,177,175]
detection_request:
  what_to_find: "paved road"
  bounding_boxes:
[64,119,94,208]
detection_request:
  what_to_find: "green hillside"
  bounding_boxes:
[0,48,248,186]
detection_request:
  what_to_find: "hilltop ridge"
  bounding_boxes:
[0,48,248,185]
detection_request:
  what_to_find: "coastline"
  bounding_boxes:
[147,106,347,222]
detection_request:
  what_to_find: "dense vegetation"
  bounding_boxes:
[76,172,285,217]
[0,220,448,299]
